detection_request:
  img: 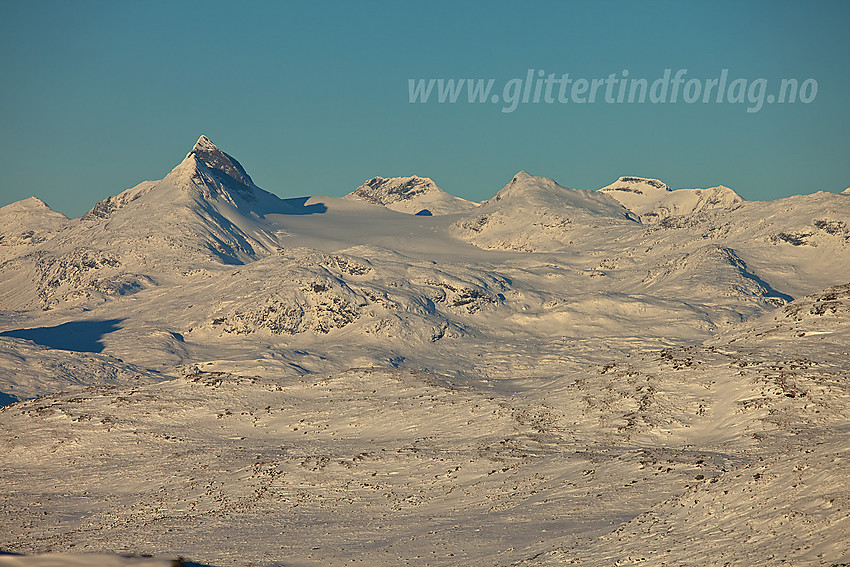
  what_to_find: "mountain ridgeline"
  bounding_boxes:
[0,135,848,330]
[1,136,850,565]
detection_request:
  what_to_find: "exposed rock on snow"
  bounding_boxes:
[0,197,69,261]
[599,175,671,195]
[346,175,477,215]
[0,334,162,401]
[599,175,743,222]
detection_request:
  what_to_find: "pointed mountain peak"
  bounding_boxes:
[157,135,262,205]
[192,134,217,153]
[184,135,255,190]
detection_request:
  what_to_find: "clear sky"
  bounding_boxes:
[1,0,849,217]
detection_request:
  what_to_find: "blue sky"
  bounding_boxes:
[1,0,849,217]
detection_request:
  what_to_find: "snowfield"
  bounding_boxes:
[1,136,848,566]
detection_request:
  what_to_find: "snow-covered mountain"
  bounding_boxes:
[451,170,639,251]
[599,175,743,221]
[75,134,298,264]
[345,175,478,215]
[0,197,69,261]
[1,136,849,566]
[0,136,324,310]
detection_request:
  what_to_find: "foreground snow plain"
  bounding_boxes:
[1,137,848,565]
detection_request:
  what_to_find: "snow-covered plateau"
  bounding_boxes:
[1,136,848,566]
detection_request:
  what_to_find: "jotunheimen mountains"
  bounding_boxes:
[0,136,848,566]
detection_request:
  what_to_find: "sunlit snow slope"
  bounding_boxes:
[1,136,848,566]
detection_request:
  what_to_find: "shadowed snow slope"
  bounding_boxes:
[1,137,849,566]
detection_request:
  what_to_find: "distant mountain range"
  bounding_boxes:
[1,136,848,566]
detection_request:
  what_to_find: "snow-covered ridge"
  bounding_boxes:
[345,175,477,215]
[451,170,639,251]
[0,196,59,214]
[349,175,438,204]
[599,175,743,222]
[599,175,671,195]
[488,171,636,215]
[0,197,69,259]
[0,196,69,234]
[82,181,158,221]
